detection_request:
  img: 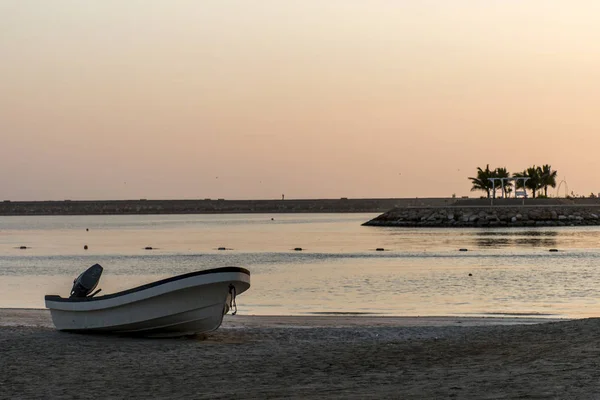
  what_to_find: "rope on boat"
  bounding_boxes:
[228,284,238,315]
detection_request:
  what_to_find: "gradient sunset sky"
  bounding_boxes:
[2,1,600,200]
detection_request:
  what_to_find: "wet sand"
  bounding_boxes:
[2,309,600,399]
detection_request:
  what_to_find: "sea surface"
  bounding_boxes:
[2,213,600,318]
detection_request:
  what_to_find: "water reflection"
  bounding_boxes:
[513,238,558,247]
[473,231,558,248]
[474,238,512,248]
[475,230,558,237]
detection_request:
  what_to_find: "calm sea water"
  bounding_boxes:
[2,213,600,318]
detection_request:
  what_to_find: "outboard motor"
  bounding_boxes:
[70,263,103,298]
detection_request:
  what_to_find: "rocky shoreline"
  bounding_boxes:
[364,204,600,227]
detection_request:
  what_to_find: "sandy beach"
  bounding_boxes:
[2,310,600,399]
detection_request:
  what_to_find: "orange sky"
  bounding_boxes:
[2,1,600,200]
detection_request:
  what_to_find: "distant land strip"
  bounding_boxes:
[3,197,600,218]
[0,197,457,216]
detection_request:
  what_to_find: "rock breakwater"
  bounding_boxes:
[363,205,600,227]
[0,198,455,216]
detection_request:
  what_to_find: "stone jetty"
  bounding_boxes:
[363,198,600,228]
[0,197,454,216]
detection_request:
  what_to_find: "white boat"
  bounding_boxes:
[44,266,250,336]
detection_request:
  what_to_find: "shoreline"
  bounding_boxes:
[2,309,600,398]
[0,308,567,329]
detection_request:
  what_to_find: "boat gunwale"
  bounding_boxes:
[45,266,250,303]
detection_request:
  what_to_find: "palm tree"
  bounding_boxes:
[538,164,558,197]
[513,170,528,197]
[494,167,511,198]
[469,165,493,198]
[525,166,542,198]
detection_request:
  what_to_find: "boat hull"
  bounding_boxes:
[45,267,250,336]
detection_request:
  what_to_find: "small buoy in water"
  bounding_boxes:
[549,248,559,252]
[84,245,88,250]
[144,246,153,250]
[376,248,385,251]
[271,218,274,221]
[459,248,468,252]
[19,246,27,249]
[294,247,303,251]
[218,247,226,251]
[468,273,472,276]
[86,228,89,232]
